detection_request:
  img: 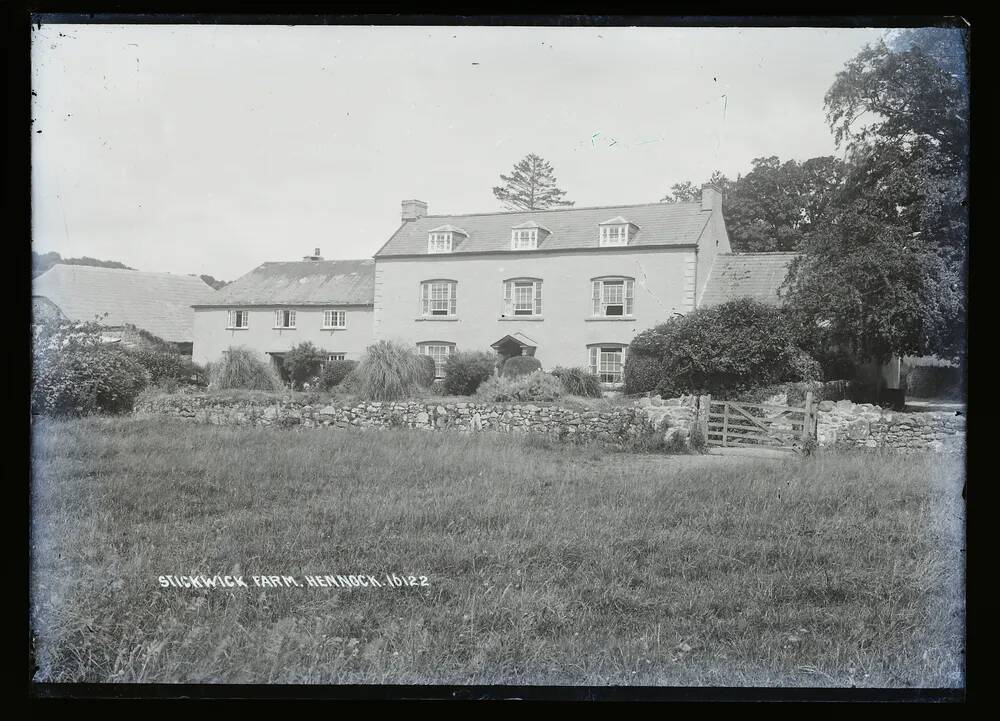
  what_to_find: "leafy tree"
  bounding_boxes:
[492,154,574,210]
[784,29,968,365]
[282,341,327,389]
[199,274,229,290]
[663,159,844,252]
[624,298,820,397]
[660,181,701,203]
[32,250,135,277]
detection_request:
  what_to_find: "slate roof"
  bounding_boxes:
[32,264,216,343]
[376,202,712,256]
[699,253,799,307]
[195,259,375,307]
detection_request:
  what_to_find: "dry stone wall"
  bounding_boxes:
[815,399,965,453]
[134,394,658,444]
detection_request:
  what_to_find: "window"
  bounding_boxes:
[420,280,457,317]
[323,310,346,329]
[274,309,296,328]
[428,232,453,254]
[589,346,626,384]
[227,310,249,329]
[418,343,455,378]
[592,278,634,316]
[511,228,538,250]
[502,279,542,317]
[600,225,628,246]
[326,354,345,362]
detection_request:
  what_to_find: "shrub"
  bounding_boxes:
[903,364,964,400]
[355,340,425,401]
[128,348,207,388]
[688,425,707,453]
[320,359,358,390]
[32,346,150,416]
[208,347,283,391]
[476,371,564,403]
[623,354,667,395]
[630,298,822,398]
[415,354,437,388]
[339,369,362,394]
[282,342,327,390]
[551,366,603,398]
[501,355,542,378]
[443,351,496,395]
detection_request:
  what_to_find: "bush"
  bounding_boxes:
[32,346,150,416]
[283,342,327,390]
[904,364,964,400]
[551,366,603,398]
[320,359,358,390]
[415,354,437,388]
[356,340,425,401]
[623,354,667,395]
[443,351,496,395]
[630,298,822,398]
[476,371,564,403]
[501,355,542,378]
[209,347,283,391]
[339,369,362,394]
[128,348,207,388]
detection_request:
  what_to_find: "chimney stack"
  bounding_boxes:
[401,199,428,222]
[302,248,323,261]
[701,183,722,212]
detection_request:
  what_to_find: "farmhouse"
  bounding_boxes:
[190,253,375,369]
[32,264,216,354]
[372,186,731,382]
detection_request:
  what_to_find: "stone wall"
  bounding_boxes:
[134,394,660,444]
[815,399,965,453]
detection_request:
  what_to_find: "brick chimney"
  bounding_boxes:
[302,247,323,261]
[701,183,722,212]
[401,199,428,222]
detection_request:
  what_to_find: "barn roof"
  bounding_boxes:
[32,264,215,343]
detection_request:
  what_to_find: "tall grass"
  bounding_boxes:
[355,340,426,401]
[208,346,283,392]
[30,417,964,687]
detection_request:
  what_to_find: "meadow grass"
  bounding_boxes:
[30,417,964,686]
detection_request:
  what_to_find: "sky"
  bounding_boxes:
[31,23,888,281]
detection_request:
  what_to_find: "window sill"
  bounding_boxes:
[226,327,249,330]
[321,327,347,331]
[415,317,459,321]
[272,327,297,330]
[498,316,544,321]
[585,316,636,322]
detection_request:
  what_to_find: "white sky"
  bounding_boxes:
[31,23,886,281]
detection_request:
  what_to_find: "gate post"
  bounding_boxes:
[699,394,711,441]
[803,391,815,441]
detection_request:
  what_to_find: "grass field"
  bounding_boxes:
[30,417,964,686]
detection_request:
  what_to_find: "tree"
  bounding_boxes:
[282,341,326,389]
[663,159,845,252]
[783,29,968,365]
[199,274,229,290]
[492,154,574,210]
[623,298,820,397]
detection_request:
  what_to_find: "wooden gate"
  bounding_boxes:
[699,393,817,453]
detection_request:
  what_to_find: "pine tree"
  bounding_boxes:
[492,154,574,210]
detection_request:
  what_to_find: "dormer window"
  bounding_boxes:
[427,225,468,254]
[428,232,452,253]
[510,222,549,250]
[598,216,638,247]
[511,228,538,250]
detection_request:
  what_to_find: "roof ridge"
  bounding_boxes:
[720,251,801,256]
[421,200,699,219]
[47,264,210,279]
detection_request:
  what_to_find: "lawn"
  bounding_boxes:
[29,417,964,686]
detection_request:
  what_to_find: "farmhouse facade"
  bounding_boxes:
[190,255,374,368]
[372,186,731,382]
